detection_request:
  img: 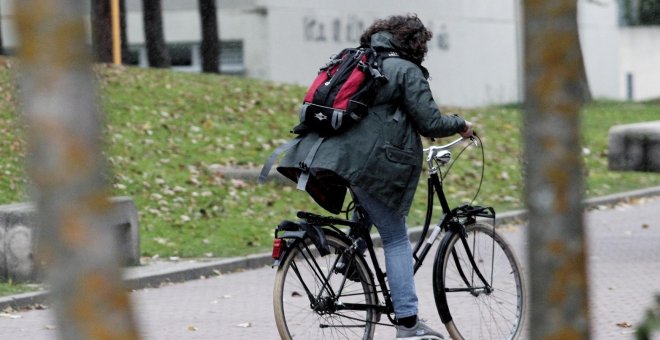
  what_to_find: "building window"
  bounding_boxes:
[124,41,244,75]
[125,44,195,70]
[123,48,141,66]
[169,44,193,67]
[220,40,244,75]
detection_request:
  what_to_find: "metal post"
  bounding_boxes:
[627,72,634,101]
[14,0,139,338]
[523,0,591,339]
[111,0,122,64]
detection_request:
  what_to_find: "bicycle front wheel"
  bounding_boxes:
[433,222,526,340]
[273,233,379,339]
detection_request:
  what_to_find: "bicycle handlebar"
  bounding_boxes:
[423,136,466,154]
[423,136,478,168]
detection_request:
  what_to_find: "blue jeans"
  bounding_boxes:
[351,186,418,319]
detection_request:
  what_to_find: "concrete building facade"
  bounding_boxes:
[0,0,658,106]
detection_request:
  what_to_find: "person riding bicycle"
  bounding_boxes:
[277,14,474,339]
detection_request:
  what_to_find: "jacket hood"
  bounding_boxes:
[369,31,429,78]
[369,31,400,51]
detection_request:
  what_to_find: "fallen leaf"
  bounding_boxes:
[616,322,632,328]
[231,179,247,189]
[188,325,198,331]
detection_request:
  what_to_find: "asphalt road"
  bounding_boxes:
[0,197,658,339]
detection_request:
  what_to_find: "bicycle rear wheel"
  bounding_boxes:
[433,222,526,340]
[273,233,379,339]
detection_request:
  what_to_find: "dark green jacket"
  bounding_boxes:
[277,32,466,217]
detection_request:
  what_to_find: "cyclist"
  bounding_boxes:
[277,14,473,339]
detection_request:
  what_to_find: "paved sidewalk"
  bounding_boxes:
[0,188,658,339]
[2,186,658,312]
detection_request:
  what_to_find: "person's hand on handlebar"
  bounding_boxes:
[459,120,474,138]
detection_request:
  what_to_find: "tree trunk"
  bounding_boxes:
[91,0,113,63]
[576,4,592,102]
[0,4,4,55]
[14,0,139,339]
[198,0,220,73]
[523,0,591,339]
[575,44,592,102]
[121,0,130,63]
[142,0,171,67]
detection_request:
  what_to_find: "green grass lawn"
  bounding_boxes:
[0,281,40,297]
[1,60,659,265]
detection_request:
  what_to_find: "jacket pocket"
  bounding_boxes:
[385,145,417,165]
[356,143,419,214]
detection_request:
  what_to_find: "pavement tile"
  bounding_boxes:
[0,193,658,339]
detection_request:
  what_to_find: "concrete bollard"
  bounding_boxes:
[608,121,660,173]
[0,196,140,282]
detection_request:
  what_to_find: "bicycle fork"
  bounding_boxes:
[415,213,493,292]
[413,222,445,274]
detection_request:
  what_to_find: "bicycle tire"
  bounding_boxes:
[433,222,526,340]
[273,233,379,339]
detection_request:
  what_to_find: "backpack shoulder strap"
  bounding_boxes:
[295,137,325,191]
[372,47,430,79]
[258,137,303,183]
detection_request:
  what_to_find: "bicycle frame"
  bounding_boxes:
[293,210,397,319]
[373,141,497,309]
[272,136,500,327]
[411,138,497,284]
[411,171,497,273]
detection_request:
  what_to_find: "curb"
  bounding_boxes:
[0,254,277,311]
[208,165,290,185]
[2,186,659,311]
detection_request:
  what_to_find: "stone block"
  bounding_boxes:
[0,196,140,282]
[608,121,660,172]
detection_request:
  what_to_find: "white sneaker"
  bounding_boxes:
[395,319,444,340]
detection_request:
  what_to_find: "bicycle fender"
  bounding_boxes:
[301,222,331,256]
[274,220,331,260]
[433,231,456,324]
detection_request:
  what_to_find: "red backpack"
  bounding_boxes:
[293,46,390,136]
[259,46,425,185]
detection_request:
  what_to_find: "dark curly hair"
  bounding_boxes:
[360,14,433,63]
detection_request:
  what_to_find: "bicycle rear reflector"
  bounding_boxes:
[272,239,285,259]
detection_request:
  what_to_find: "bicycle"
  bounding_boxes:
[271,135,527,339]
